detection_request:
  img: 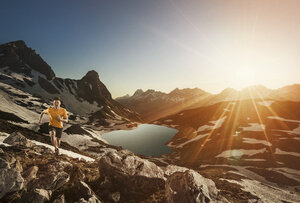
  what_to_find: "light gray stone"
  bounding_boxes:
[165,169,228,203]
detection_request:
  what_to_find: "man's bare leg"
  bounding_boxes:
[50,130,58,153]
[57,138,61,148]
[56,138,61,155]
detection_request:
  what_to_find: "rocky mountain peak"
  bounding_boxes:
[219,87,238,95]
[0,40,55,80]
[144,89,156,94]
[77,70,112,102]
[133,89,144,97]
[170,88,180,94]
[83,70,99,80]
[169,87,207,96]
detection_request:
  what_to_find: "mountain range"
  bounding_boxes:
[0,40,142,127]
[116,84,300,122]
[0,40,299,202]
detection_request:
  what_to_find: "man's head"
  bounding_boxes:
[53,97,61,108]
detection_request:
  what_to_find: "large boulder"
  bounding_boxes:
[97,148,227,202]
[98,149,165,196]
[3,132,35,148]
[0,156,24,198]
[37,171,70,191]
[165,169,228,203]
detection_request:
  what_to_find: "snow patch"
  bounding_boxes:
[110,109,123,120]
[197,116,227,132]
[221,178,299,203]
[243,158,266,161]
[275,148,300,157]
[233,131,241,137]
[176,133,210,148]
[241,123,265,132]
[31,140,95,162]
[216,148,267,158]
[223,108,230,112]
[267,116,300,123]
[0,86,40,123]
[273,125,300,135]
[242,138,272,146]
[60,133,98,149]
[257,100,274,107]
[0,132,10,146]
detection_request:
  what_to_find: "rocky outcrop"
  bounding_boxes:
[98,149,166,196]
[96,147,228,202]
[0,132,227,202]
[0,132,99,202]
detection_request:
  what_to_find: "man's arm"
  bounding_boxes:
[57,116,68,123]
[38,109,49,125]
[38,112,45,125]
[57,109,68,123]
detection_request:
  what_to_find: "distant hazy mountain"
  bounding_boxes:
[117,84,300,122]
[0,40,142,125]
[271,84,300,101]
[116,88,210,122]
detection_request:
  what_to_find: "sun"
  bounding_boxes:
[234,67,257,89]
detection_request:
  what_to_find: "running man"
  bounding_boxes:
[38,97,68,155]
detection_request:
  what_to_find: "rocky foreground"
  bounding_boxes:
[0,132,229,203]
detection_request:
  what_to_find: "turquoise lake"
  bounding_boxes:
[101,124,178,156]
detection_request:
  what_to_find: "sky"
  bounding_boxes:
[1,0,299,98]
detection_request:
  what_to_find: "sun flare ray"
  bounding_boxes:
[248,88,276,163]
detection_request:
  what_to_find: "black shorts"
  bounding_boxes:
[49,125,63,138]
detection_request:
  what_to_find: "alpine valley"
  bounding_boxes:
[0,41,299,202]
